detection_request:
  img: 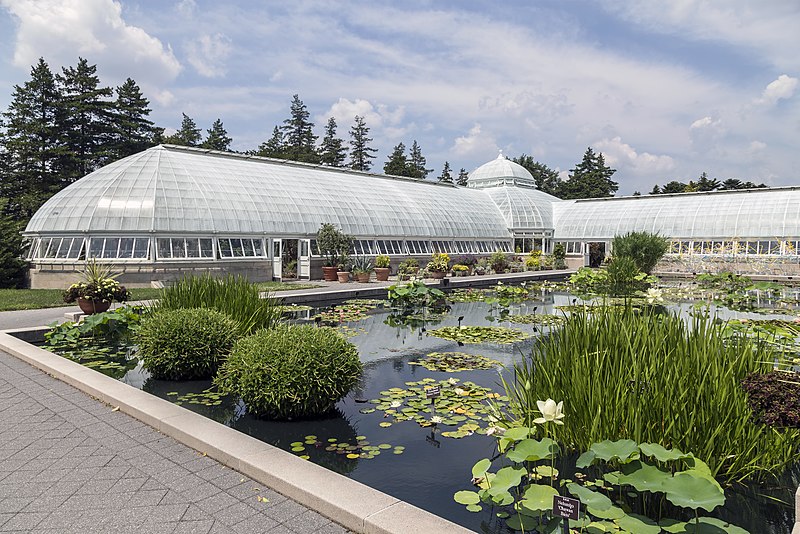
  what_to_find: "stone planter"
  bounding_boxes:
[374,267,390,281]
[322,266,338,281]
[430,271,446,280]
[337,271,350,283]
[77,298,111,315]
[355,272,370,283]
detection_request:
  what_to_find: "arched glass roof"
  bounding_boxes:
[481,186,558,231]
[468,153,538,189]
[26,145,513,239]
[553,188,800,240]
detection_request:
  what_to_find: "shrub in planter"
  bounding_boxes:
[137,308,239,380]
[489,250,508,273]
[215,325,362,419]
[552,243,567,269]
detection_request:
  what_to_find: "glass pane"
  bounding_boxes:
[157,238,171,259]
[133,238,149,258]
[89,238,103,258]
[186,238,200,258]
[231,238,244,257]
[171,238,186,258]
[219,239,233,258]
[102,238,119,258]
[55,238,71,258]
[200,239,213,257]
[118,238,134,258]
[300,240,308,256]
[272,240,280,258]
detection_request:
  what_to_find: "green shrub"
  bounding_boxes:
[552,243,567,269]
[137,308,239,380]
[501,305,800,481]
[489,250,508,273]
[152,274,282,335]
[611,231,669,274]
[215,325,362,419]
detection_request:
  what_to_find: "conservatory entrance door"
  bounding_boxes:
[298,239,311,280]
[272,239,282,280]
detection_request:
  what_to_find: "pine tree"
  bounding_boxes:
[558,148,618,199]
[407,140,431,179]
[281,94,318,163]
[1,58,66,218]
[649,185,661,195]
[110,78,156,159]
[202,119,232,151]
[319,117,346,166]
[512,154,562,196]
[383,142,408,176]
[57,58,114,179]
[456,168,469,186]
[348,115,377,171]
[661,181,687,194]
[438,161,453,183]
[257,126,285,158]
[0,198,27,288]
[696,172,720,192]
[164,113,202,146]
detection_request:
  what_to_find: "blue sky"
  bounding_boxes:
[0,0,798,194]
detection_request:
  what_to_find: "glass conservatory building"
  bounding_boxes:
[23,144,800,287]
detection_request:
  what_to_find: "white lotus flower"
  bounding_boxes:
[486,426,505,436]
[431,415,443,424]
[645,287,664,304]
[390,400,403,408]
[447,377,458,385]
[533,399,564,425]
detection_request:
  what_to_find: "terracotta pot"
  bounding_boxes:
[374,267,390,281]
[355,272,370,283]
[77,297,111,315]
[337,271,350,283]
[322,266,338,281]
[430,271,446,280]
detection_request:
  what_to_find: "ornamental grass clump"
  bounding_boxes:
[137,308,239,380]
[214,324,362,419]
[503,305,800,482]
[151,273,282,336]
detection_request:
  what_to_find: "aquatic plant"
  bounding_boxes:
[387,279,446,308]
[408,351,500,372]
[506,313,566,327]
[428,325,530,344]
[502,305,800,481]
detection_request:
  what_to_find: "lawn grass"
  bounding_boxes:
[0,281,321,311]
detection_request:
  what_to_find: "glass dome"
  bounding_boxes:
[481,186,558,231]
[467,153,538,189]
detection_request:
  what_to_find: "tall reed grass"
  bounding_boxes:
[150,274,283,336]
[503,306,800,482]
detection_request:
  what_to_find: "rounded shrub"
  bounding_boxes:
[137,308,239,380]
[215,324,362,419]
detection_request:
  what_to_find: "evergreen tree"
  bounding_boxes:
[281,94,318,163]
[164,113,202,146]
[632,191,641,196]
[57,58,114,180]
[348,115,377,171]
[407,140,431,179]
[1,58,66,218]
[257,126,285,158]
[0,198,27,288]
[319,117,346,167]
[438,161,453,183]
[383,142,408,176]
[512,154,562,196]
[201,119,232,151]
[111,78,156,159]
[696,172,720,192]
[558,148,618,199]
[719,178,767,190]
[649,185,661,195]
[456,167,469,186]
[660,181,687,194]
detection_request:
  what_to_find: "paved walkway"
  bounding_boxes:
[0,350,349,534]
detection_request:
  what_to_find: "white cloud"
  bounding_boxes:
[689,116,727,153]
[1,0,181,85]
[755,74,798,106]
[186,33,232,78]
[321,98,405,133]
[593,136,675,174]
[452,124,498,159]
[748,140,767,153]
[175,0,196,17]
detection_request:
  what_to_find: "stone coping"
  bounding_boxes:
[0,331,472,534]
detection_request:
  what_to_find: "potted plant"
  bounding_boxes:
[553,243,567,270]
[452,264,470,277]
[525,250,542,271]
[455,254,477,274]
[474,257,488,276]
[489,250,508,274]
[426,252,450,279]
[336,254,351,283]
[351,256,374,283]
[63,259,130,314]
[317,223,353,281]
[397,258,419,281]
[374,254,391,281]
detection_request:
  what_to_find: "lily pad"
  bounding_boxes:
[409,351,500,372]
[428,325,531,344]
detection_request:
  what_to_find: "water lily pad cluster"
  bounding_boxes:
[278,304,313,314]
[506,314,567,327]
[428,326,531,344]
[166,389,225,406]
[365,378,508,439]
[409,352,501,372]
[288,434,404,461]
[448,289,491,303]
[312,299,384,324]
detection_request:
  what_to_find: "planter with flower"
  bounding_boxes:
[426,252,450,279]
[336,255,351,283]
[397,258,420,281]
[455,254,477,274]
[374,254,391,281]
[452,264,470,277]
[63,260,130,314]
[351,256,374,283]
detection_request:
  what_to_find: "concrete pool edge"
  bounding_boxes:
[0,331,472,534]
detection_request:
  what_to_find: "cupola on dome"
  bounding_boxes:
[467,152,538,189]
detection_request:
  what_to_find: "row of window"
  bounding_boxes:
[553,241,583,255]
[667,240,799,256]
[30,236,515,261]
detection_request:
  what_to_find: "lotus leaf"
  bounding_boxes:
[505,513,539,531]
[638,442,690,462]
[472,458,491,478]
[616,513,660,534]
[661,472,724,512]
[491,466,526,492]
[587,504,625,520]
[576,449,596,468]
[617,461,672,492]
[519,484,558,512]
[453,490,480,505]
[589,439,639,463]
[505,438,557,463]
[567,482,612,510]
[465,504,482,513]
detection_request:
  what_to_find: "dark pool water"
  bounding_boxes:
[67,292,799,533]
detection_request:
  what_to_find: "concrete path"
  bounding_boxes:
[0,349,349,534]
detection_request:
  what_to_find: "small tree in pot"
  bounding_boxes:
[374,254,391,281]
[317,223,353,281]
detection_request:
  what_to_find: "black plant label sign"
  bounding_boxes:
[425,386,441,399]
[552,495,580,520]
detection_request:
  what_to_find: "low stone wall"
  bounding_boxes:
[656,256,800,277]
